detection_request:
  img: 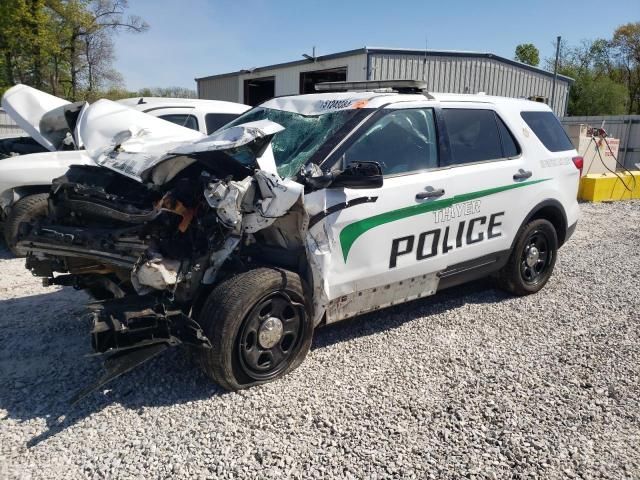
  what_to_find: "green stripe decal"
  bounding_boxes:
[339,178,550,262]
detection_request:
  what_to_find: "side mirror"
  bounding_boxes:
[330,161,383,189]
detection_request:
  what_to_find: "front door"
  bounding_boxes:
[306,107,447,321]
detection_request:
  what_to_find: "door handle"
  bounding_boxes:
[513,169,533,181]
[416,187,445,200]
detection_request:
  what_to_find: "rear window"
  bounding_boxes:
[520,111,574,152]
[205,113,241,134]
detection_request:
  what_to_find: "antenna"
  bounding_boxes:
[423,35,429,82]
[302,46,317,62]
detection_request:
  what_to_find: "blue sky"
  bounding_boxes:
[113,0,639,91]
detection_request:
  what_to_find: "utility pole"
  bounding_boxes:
[550,35,561,114]
[423,36,428,82]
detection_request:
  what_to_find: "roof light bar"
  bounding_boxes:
[315,80,434,98]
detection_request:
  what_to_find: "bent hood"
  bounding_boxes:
[166,119,284,175]
[79,99,206,181]
[79,99,285,182]
[1,84,71,151]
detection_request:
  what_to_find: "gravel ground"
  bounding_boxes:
[1,200,639,479]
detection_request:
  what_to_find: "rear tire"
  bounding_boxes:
[3,193,49,257]
[197,267,313,391]
[497,218,558,296]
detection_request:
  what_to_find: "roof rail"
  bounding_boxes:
[315,80,435,99]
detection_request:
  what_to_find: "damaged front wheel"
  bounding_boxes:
[198,268,313,391]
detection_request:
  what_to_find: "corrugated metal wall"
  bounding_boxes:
[0,108,24,138]
[368,53,570,116]
[197,75,240,103]
[561,115,640,170]
[198,54,369,103]
[197,51,570,115]
[260,55,367,97]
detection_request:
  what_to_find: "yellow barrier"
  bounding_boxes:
[578,171,640,202]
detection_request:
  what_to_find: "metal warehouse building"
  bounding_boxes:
[195,47,573,115]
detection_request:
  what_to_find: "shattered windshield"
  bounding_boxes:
[224,107,359,178]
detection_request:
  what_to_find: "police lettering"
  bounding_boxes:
[389,212,505,268]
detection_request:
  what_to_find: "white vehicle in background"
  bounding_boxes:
[116,96,248,135]
[0,84,249,255]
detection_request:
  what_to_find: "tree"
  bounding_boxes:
[611,22,640,114]
[566,73,627,115]
[47,0,148,100]
[515,43,540,66]
[0,0,57,92]
[0,0,148,100]
[136,86,197,99]
[546,37,629,115]
[82,29,124,100]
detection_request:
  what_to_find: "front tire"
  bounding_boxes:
[3,193,49,257]
[497,218,558,296]
[198,268,313,391]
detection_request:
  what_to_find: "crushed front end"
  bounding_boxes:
[17,110,306,399]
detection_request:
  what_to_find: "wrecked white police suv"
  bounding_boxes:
[0,84,249,256]
[14,80,580,397]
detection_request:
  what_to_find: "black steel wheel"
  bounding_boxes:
[197,268,313,391]
[497,218,558,296]
[237,291,304,381]
[520,229,552,286]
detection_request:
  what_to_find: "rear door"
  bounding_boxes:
[428,105,541,277]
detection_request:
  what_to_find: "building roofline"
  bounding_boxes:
[366,47,574,83]
[195,46,574,83]
[194,47,368,82]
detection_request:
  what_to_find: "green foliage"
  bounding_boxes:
[611,22,640,113]
[546,26,640,115]
[515,43,540,66]
[0,0,148,101]
[95,86,197,101]
[137,87,197,99]
[0,0,57,89]
[566,72,628,115]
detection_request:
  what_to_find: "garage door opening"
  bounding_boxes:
[299,67,347,94]
[244,77,275,106]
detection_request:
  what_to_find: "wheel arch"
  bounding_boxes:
[191,250,314,322]
[513,199,569,249]
[1,184,51,218]
[12,185,52,205]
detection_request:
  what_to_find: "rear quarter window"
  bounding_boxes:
[205,113,241,134]
[496,115,520,158]
[158,114,199,132]
[521,111,574,152]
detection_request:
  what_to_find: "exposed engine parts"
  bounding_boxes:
[18,134,307,400]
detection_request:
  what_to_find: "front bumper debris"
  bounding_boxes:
[70,297,211,404]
